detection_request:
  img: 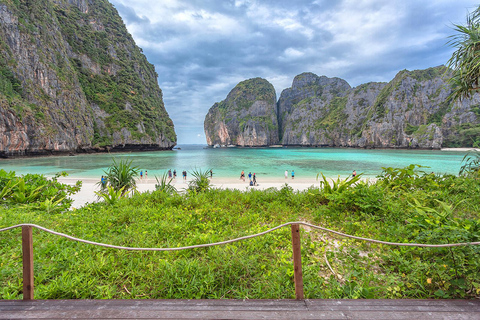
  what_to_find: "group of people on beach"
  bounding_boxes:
[132,169,188,181]
[240,170,258,186]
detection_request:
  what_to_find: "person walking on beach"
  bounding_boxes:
[253,173,257,186]
[240,170,245,181]
[183,170,187,181]
[285,170,288,179]
[168,169,172,179]
[173,169,177,179]
[140,170,143,179]
[210,169,213,178]
[248,172,252,181]
[101,175,106,187]
[291,170,295,179]
[145,170,148,179]
[352,170,357,177]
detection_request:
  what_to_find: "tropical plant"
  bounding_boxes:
[377,164,429,190]
[155,172,177,195]
[459,150,480,176]
[36,196,66,214]
[100,159,139,196]
[95,186,125,205]
[0,170,80,211]
[187,168,212,193]
[316,172,363,195]
[446,5,480,100]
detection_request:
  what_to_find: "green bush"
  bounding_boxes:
[0,165,479,299]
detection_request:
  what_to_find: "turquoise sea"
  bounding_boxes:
[0,145,469,180]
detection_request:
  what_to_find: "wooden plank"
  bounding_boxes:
[0,299,478,320]
[291,223,304,300]
[21,226,34,301]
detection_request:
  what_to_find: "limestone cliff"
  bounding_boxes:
[0,0,176,157]
[279,67,480,148]
[206,67,480,148]
[204,78,278,147]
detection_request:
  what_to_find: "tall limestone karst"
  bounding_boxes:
[0,0,176,157]
[204,78,278,147]
[279,67,480,148]
[205,67,480,148]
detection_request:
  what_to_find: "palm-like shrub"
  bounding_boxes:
[101,159,139,196]
[155,172,177,195]
[316,172,363,195]
[447,6,480,100]
[187,168,212,193]
[459,150,480,177]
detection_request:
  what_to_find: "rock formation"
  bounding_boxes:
[205,67,480,148]
[204,78,278,147]
[279,67,480,148]
[0,0,176,157]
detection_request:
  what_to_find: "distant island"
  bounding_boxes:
[0,0,176,158]
[204,67,480,149]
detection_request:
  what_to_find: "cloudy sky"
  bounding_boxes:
[109,0,477,144]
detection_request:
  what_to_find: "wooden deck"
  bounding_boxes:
[0,299,479,319]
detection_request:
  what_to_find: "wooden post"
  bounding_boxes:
[22,226,34,300]
[290,224,304,300]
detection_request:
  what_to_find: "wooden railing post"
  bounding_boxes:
[290,224,304,300]
[22,226,34,300]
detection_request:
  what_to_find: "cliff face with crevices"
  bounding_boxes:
[279,67,480,148]
[0,0,176,157]
[205,67,480,148]
[204,78,278,147]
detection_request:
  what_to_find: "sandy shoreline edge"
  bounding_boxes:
[58,176,373,209]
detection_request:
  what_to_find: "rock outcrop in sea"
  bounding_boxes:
[205,66,480,148]
[204,78,278,147]
[0,0,176,157]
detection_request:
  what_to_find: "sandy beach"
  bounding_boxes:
[58,176,335,209]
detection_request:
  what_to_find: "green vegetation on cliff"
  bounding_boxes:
[0,0,176,154]
[53,0,175,145]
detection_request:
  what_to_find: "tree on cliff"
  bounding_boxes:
[447,6,480,100]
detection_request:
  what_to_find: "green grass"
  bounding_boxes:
[0,167,479,300]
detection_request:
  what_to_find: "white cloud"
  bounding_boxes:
[110,0,478,144]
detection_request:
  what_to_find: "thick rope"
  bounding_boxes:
[1,222,479,250]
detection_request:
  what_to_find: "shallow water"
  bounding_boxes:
[0,145,469,180]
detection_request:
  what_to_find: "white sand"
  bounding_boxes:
[58,176,328,209]
[441,148,479,152]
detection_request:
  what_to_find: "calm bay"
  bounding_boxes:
[0,145,469,180]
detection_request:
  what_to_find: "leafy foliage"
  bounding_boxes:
[459,150,480,176]
[187,168,212,194]
[0,170,80,212]
[0,165,479,299]
[446,6,480,101]
[100,159,139,196]
[154,172,177,195]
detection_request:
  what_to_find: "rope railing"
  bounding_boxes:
[2,222,480,249]
[2,222,480,301]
